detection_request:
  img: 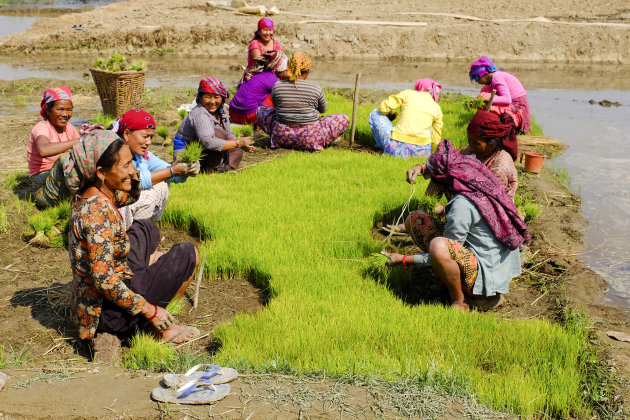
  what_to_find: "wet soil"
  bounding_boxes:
[0,0,629,64]
[0,81,629,418]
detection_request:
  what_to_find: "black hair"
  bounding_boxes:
[96,138,126,171]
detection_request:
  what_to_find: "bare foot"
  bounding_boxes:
[160,324,200,344]
[451,302,469,313]
[149,250,166,266]
[383,223,407,234]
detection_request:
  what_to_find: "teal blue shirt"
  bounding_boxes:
[414,194,521,296]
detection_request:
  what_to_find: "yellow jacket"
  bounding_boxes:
[378,90,443,146]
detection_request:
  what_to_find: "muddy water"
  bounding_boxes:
[0,54,629,307]
[0,15,40,37]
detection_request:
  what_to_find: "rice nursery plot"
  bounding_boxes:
[164,150,594,417]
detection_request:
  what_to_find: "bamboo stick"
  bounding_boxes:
[349,73,361,147]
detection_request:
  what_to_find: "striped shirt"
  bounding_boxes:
[271,80,326,125]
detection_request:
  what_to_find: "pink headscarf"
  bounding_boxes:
[258,18,274,29]
[40,86,72,118]
[414,79,442,103]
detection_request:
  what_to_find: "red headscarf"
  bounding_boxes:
[197,77,229,103]
[40,86,72,118]
[466,110,518,161]
[258,17,274,29]
[116,109,156,136]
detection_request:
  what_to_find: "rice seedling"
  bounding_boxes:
[26,201,70,248]
[122,333,176,371]
[165,297,185,315]
[232,126,241,138]
[90,113,115,129]
[240,125,254,137]
[466,96,486,110]
[178,142,204,163]
[0,204,7,233]
[156,126,169,140]
[178,109,188,119]
[163,148,597,417]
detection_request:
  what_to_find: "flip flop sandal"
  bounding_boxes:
[151,380,230,405]
[163,364,238,387]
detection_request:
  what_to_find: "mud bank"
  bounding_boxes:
[1,0,629,64]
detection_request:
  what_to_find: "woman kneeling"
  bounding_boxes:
[256,52,350,151]
[382,140,531,311]
[68,130,199,344]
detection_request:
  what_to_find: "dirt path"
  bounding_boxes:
[1,0,629,63]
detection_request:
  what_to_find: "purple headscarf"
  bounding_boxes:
[426,139,531,249]
[414,78,442,103]
[469,56,501,82]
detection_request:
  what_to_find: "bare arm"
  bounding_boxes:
[35,135,79,158]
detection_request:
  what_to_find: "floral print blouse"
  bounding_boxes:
[69,196,146,339]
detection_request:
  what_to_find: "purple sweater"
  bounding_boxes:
[480,71,527,106]
[229,72,278,115]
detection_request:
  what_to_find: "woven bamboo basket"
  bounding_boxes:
[89,68,146,117]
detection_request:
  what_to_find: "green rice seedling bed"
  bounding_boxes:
[164,150,593,418]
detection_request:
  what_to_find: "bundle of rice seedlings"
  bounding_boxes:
[179,142,204,163]
[466,97,486,110]
[26,212,57,247]
[156,126,169,140]
[90,113,115,129]
[362,253,390,283]
[122,333,176,371]
[166,297,185,315]
[232,126,241,137]
[178,109,188,119]
[240,125,254,137]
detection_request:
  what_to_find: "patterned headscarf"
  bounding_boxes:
[467,109,518,161]
[114,109,156,137]
[197,77,229,103]
[40,86,72,118]
[469,56,500,82]
[426,139,531,250]
[241,51,287,84]
[414,78,442,103]
[62,130,121,194]
[287,52,312,84]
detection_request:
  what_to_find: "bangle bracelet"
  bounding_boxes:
[402,254,410,269]
[147,304,158,320]
[168,166,174,177]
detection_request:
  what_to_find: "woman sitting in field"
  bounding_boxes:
[67,130,200,346]
[256,52,350,152]
[114,109,199,228]
[247,18,282,69]
[469,56,530,133]
[369,79,443,158]
[382,140,530,311]
[28,86,80,209]
[173,77,256,173]
[229,51,288,125]
[385,109,519,238]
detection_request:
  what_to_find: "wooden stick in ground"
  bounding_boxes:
[349,72,362,147]
[189,253,207,314]
[485,89,496,111]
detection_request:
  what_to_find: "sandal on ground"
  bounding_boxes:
[163,364,238,387]
[152,380,230,404]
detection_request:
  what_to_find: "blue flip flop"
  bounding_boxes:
[163,364,238,388]
[152,380,230,404]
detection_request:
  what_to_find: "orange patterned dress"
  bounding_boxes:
[68,196,146,339]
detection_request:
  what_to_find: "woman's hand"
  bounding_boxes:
[186,161,201,177]
[406,164,426,184]
[142,301,173,331]
[380,250,405,266]
[434,203,446,216]
[170,160,190,177]
[236,137,257,152]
